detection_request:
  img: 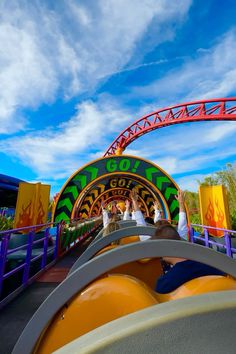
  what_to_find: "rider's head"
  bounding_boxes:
[103,221,120,236]
[153,224,183,265]
[154,224,181,240]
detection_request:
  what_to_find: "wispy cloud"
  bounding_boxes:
[126,120,236,176]
[2,0,235,196]
[207,122,236,143]
[175,174,205,192]
[99,55,191,80]
[2,100,234,183]
[99,59,169,79]
[0,97,133,177]
[131,29,236,105]
[0,0,192,134]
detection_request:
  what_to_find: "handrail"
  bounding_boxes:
[190,224,236,258]
[0,216,234,307]
[0,221,58,235]
[0,218,101,307]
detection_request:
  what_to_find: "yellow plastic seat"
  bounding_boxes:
[109,258,162,289]
[95,245,162,289]
[156,275,236,303]
[51,291,236,354]
[35,274,158,354]
[119,236,140,245]
[95,244,118,256]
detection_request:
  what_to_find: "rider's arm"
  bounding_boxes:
[175,190,189,240]
[153,200,161,223]
[101,203,110,228]
[131,189,151,241]
[123,199,132,220]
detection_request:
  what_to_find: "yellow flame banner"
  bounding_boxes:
[199,185,231,237]
[14,182,50,233]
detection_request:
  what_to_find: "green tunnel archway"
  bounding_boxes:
[52,155,182,223]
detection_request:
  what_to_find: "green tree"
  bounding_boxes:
[184,191,201,230]
[184,191,199,214]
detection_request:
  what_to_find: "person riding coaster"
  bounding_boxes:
[102,188,188,243]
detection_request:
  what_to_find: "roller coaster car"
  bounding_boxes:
[13,226,236,354]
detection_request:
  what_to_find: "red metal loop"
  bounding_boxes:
[104,98,236,156]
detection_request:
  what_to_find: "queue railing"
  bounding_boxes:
[0,217,102,307]
[189,224,236,258]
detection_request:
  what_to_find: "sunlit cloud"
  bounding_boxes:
[1,0,236,196]
[131,29,236,106]
[0,97,133,177]
[0,0,192,134]
[175,174,205,192]
[126,120,236,177]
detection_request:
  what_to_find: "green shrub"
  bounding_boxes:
[230,210,236,231]
[0,215,14,231]
[189,213,203,234]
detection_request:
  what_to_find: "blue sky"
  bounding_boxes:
[1,0,236,197]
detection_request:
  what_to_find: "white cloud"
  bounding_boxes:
[207,122,236,143]
[1,99,235,192]
[0,0,192,134]
[125,120,236,176]
[175,174,204,192]
[0,97,133,177]
[132,29,236,105]
[7,97,234,184]
[0,22,58,133]
[6,0,236,196]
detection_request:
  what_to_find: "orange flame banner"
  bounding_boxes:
[14,182,50,233]
[199,185,231,237]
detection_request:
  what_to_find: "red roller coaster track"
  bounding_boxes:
[104,98,236,156]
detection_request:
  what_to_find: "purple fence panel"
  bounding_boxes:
[54,223,61,258]
[191,223,236,258]
[0,222,64,306]
[0,234,10,297]
[22,232,34,285]
[203,227,210,247]
[41,228,49,269]
[224,232,232,258]
[189,226,195,243]
[3,263,26,280]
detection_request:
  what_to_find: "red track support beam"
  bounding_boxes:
[104,98,236,156]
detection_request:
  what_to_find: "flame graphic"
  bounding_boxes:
[15,190,47,232]
[16,200,34,229]
[36,195,46,225]
[205,198,225,237]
